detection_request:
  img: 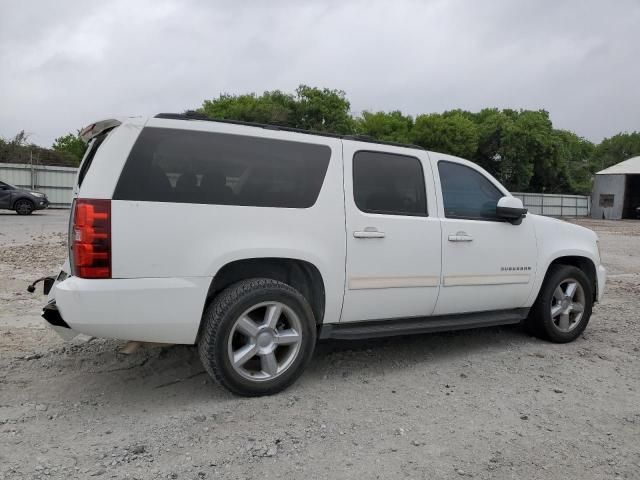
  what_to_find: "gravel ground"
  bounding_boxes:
[0,210,639,480]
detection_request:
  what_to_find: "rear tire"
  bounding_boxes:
[15,199,34,215]
[527,264,593,343]
[198,278,317,396]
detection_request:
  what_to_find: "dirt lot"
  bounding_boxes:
[1,210,639,480]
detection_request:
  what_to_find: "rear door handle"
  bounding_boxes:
[448,231,473,242]
[353,228,385,239]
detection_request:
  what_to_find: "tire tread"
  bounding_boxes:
[198,278,315,396]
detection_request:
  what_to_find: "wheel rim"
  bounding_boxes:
[16,201,32,214]
[550,278,585,333]
[227,301,303,382]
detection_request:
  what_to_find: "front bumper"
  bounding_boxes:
[596,264,606,302]
[34,198,49,210]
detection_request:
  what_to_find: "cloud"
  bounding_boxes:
[1,0,638,146]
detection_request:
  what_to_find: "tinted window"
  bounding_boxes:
[113,128,331,208]
[353,151,427,216]
[78,132,109,187]
[438,161,503,220]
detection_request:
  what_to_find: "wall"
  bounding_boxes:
[512,192,590,217]
[590,174,626,220]
[0,162,77,208]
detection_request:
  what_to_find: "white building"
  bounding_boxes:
[591,156,640,219]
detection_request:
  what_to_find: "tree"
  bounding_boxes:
[411,113,479,159]
[52,132,87,166]
[501,110,556,192]
[192,85,636,195]
[354,110,413,144]
[294,85,354,134]
[552,130,595,194]
[198,85,354,133]
[591,132,640,171]
[199,90,297,126]
[472,108,509,178]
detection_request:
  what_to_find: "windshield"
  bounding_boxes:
[0,181,16,189]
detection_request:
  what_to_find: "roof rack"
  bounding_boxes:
[154,112,424,151]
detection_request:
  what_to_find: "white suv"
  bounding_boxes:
[43,113,606,396]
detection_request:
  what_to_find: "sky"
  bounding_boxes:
[1,0,639,147]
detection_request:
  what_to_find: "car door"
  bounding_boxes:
[432,157,538,316]
[341,143,441,323]
[0,182,13,209]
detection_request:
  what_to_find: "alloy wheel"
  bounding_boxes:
[227,301,303,381]
[550,278,585,332]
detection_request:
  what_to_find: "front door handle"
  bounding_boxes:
[448,231,473,242]
[353,227,385,239]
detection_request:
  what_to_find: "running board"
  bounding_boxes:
[320,308,529,341]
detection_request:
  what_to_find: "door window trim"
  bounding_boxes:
[352,149,428,218]
[437,160,506,222]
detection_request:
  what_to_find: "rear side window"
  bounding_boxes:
[77,132,109,187]
[113,127,331,208]
[353,151,427,216]
[438,161,503,220]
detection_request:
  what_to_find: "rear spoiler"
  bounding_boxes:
[79,119,122,144]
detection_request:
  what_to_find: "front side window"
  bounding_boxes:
[113,128,331,208]
[353,151,427,216]
[438,161,503,220]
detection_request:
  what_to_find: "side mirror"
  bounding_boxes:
[496,196,527,225]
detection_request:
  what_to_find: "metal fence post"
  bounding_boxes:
[30,151,35,189]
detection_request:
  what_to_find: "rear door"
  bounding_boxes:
[341,143,441,323]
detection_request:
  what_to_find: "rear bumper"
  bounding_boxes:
[51,275,211,344]
[42,300,78,340]
[596,264,606,302]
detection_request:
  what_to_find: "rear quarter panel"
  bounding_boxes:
[110,121,346,327]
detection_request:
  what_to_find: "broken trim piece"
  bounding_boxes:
[79,119,122,144]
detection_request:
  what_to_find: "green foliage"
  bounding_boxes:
[552,130,595,194]
[295,85,354,134]
[199,85,354,134]
[52,132,87,166]
[0,130,79,167]
[200,90,297,126]
[194,85,640,194]
[591,132,640,171]
[9,84,626,193]
[355,111,413,144]
[411,113,479,159]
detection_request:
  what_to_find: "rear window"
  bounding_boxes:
[113,127,331,208]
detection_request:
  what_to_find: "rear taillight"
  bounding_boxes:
[70,199,111,279]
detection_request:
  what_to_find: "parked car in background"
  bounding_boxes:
[42,114,606,396]
[0,180,49,214]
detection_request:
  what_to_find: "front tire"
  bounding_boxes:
[15,199,34,215]
[198,278,317,396]
[527,265,593,343]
